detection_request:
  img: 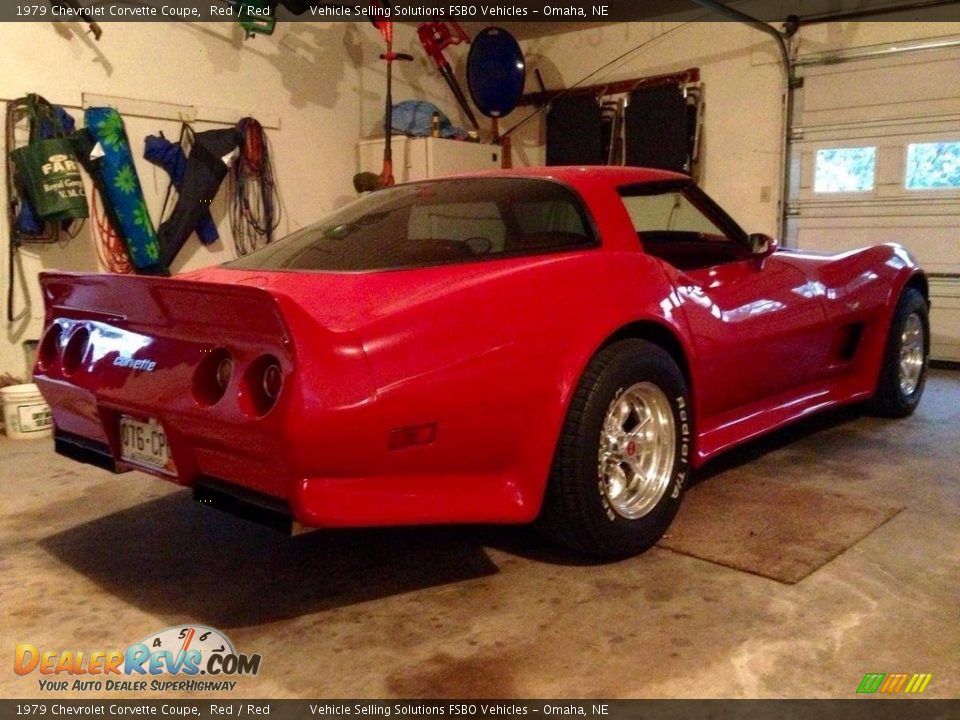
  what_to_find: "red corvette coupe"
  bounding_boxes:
[34,167,929,558]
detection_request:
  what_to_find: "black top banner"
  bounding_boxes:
[2,700,960,720]
[2,0,959,24]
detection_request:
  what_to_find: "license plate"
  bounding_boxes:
[119,416,176,474]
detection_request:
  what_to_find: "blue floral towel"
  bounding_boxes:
[84,107,163,273]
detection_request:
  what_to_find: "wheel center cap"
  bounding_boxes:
[625,440,637,457]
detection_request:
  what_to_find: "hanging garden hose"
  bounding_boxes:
[229,117,280,256]
[92,190,132,275]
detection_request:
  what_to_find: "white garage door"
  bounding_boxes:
[785,41,960,361]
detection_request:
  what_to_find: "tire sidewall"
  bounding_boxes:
[884,289,929,414]
[577,343,691,554]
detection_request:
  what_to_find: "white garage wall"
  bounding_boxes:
[507,22,786,236]
[0,20,366,379]
[793,20,960,56]
[350,22,787,232]
[354,24,482,159]
[499,21,960,238]
[353,23,509,184]
[4,20,958,379]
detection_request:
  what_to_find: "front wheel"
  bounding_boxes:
[537,339,692,559]
[869,287,929,418]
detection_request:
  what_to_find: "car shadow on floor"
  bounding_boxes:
[39,492,499,627]
[480,403,870,564]
[39,405,871,622]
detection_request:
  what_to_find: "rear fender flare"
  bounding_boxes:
[532,316,698,510]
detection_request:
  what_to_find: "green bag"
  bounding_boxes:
[10,96,89,223]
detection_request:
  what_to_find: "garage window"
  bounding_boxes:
[814,147,876,193]
[905,141,960,190]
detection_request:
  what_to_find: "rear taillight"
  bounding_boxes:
[262,363,283,400]
[193,348,233,406]
[239,355,284,417]
[216,357,234,392]
[37,323,63,372]
[61,326,91,376]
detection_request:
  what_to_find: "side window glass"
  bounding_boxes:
[621,192,728,239]
[619,188,744,271]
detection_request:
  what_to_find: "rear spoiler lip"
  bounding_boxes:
[39,270,294,342]
[47,306,126,323]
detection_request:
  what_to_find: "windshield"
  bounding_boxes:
[225,177,597,272]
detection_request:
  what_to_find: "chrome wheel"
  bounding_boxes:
[899,312,924,396]
[598,382,676,520]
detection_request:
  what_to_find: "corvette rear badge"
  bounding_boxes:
[113,355,157,372]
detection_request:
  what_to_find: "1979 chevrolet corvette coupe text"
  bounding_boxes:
[34,167,929,558]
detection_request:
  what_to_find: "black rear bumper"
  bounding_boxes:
[54,429,302,534]
[55,430,117,472]
[193,477,298,534]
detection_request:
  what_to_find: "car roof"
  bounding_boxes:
[444,165,691,189]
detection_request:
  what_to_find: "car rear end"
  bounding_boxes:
[34,173,617,532]
[35,272,312,531]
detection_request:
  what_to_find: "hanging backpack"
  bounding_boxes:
[9,94,89,224]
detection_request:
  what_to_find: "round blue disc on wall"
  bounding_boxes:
[467,27,526,118]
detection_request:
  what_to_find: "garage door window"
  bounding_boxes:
[905,141,960,190]
[814,147,876,193]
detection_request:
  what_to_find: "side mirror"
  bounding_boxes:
[748,233,778,259]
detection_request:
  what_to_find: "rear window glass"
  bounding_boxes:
[225,178,596,272]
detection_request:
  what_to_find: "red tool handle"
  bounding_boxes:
[417,22,468,67]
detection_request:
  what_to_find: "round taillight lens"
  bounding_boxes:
[193,348,233,407]
[216,357,233,391]
[262,363,283,400]
[37,323,63,372]
[239,355,284,417]
[61,325,91,376]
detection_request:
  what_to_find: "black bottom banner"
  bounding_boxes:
[2,700,958,720]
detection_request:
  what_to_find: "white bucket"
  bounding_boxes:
[1,383,53,440]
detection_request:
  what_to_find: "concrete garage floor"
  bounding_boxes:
[1,370,958,699]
